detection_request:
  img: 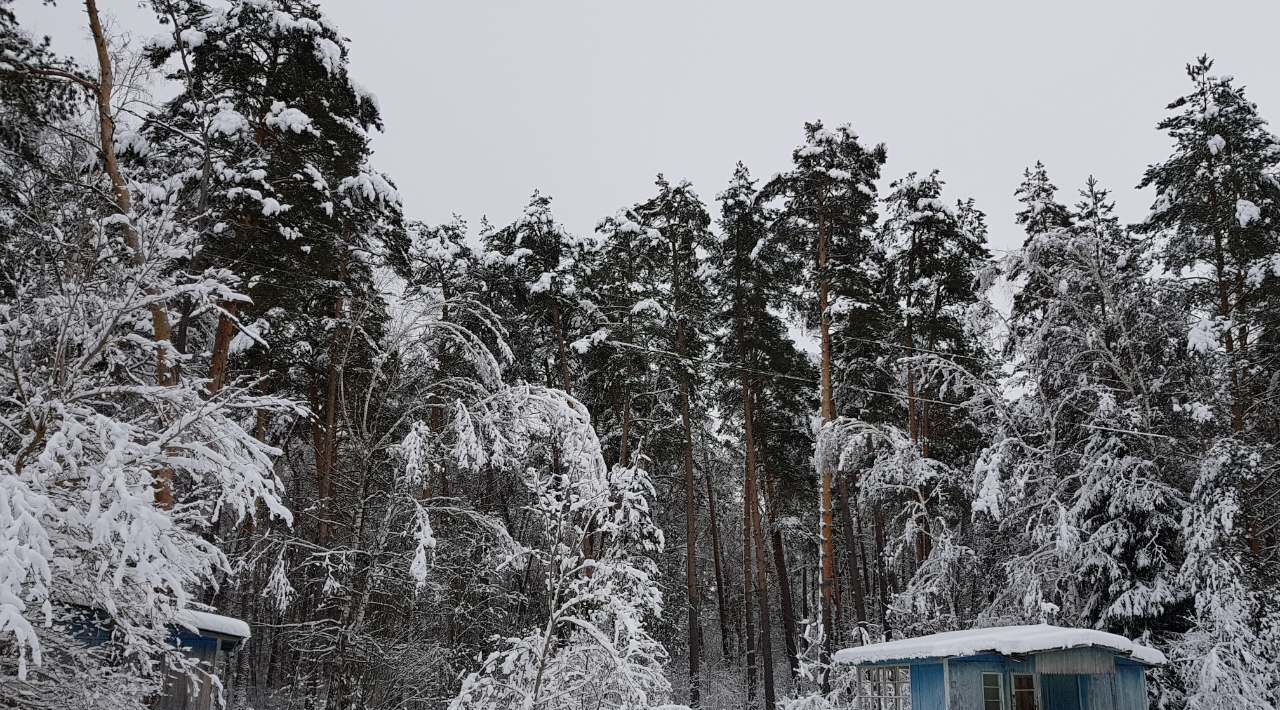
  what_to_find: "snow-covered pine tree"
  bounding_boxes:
[0,0,79,216]
[140,0,405,545]
[1008,161,1074,341]
[576,176,716,705]
[0,3,301,705]
[1138,55,1280,710]
[829,171,992,640]
[711,162,812,705]
[763,121,886,684]
[483,191,593,394]
[631,176,716,708]
[875,171,990,581]
[447,387,676,710]
[973,177,1186,640]
[1138,56,1280,439]
[133,3,417,704]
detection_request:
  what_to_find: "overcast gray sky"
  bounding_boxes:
[16,0,1280,252]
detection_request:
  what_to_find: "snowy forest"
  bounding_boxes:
[1,1,1278,709]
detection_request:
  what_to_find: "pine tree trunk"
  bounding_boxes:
[839,472,868,633]
[743,483,757,704]
[208,302,238,395]
[314,294,342,547]
[740,377,777,709]
[84,0,178,507]
[756,400,800,680]
[705,464,733,661]
[552,300,573,396]
[816,211,838,689]
[677,320,703,708]
[768,530,799,681]
[874,508,891,639]
[1211,196,1245,434]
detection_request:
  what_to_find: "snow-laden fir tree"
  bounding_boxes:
[447,387,676,710]
[0,3,301,705]
[972,177,1185,638]
[1137,55,1280,710]
[763,121,886,684]
[1008,161,1073,341]
[483,191,593,394]
[711,163,814,705]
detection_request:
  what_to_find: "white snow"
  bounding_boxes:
[1187,315,1218,354]
[179,28,207,48]
[209,108,248,137]
[260,197,285,216]
[266,101,317,135]
[1207,135,1226,155]
[1235,199,1261,227]
[630,298,668,320]
[270,10,323,36]
[527,271,554,294]
[175,609,251,639]
[833,624,1166,666]
[338,172,401,205]
[313,36,343,74]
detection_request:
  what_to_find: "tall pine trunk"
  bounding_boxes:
[84,0,178,507]
[743,378,776,709]
[839,472,868,632]
[743,483,757,704]
[677,320,703,707]
[705,469,733,661]
[816,211,838,688]
[756,401,800,679]
[874,509,891,639]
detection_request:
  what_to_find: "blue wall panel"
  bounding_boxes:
[1042,674,1083,710]
[910,663,946,710]
[1114,663,1148,710]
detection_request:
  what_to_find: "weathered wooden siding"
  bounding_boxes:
[852,652,1150,710]
[909,663,946,710]
[1036,648,1116,675]
[1042,671,1148,710]
[947,655,1035,710]
[1081,673,1118,710]
[1042,674,1083,710]
[1114,661,1149,710]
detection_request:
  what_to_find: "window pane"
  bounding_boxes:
[983,673,1002,710]
[1014,692,1037,710]
[1014,675,1035,691]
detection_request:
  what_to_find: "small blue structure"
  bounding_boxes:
[834,624,1165,710]
[158,610,252,710]
[67,605,249,710]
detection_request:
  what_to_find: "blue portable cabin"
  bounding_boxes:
[156,609,252,710]
[833,624,1165,710]
[65,605,250,710]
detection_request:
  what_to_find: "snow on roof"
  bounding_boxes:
[175,609,251,639]
[833,624,1165,666]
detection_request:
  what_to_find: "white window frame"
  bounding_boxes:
[1011,672,1039,710]
[858,665,912,710]
[981,671,1005,710]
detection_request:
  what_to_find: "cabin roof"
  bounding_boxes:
[833,624,1165,667]
[175,609,251,640]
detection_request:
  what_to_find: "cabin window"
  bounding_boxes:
[982,672,1004,710]
[1012,673,1037,710]
[858,666,911,710]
